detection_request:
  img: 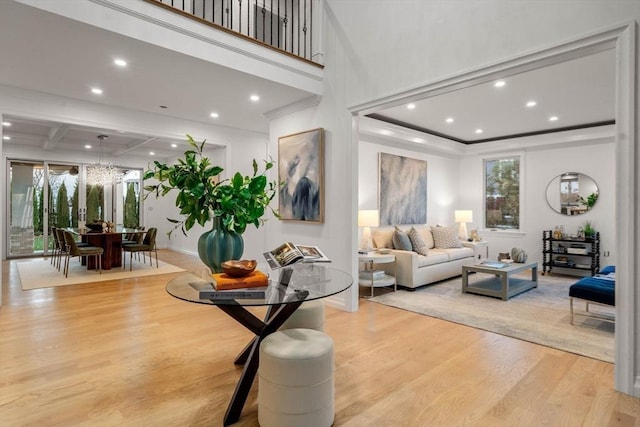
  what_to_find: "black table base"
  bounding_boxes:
[216,291,308,426]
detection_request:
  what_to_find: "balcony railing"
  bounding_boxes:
[146,0,320,65]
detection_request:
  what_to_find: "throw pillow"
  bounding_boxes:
[431,225,463,249]
[392,226,413,251]
[408,227,429,255]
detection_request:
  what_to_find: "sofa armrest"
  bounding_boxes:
[382,249,418,287]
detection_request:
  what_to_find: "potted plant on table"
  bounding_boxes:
[582,220,596,239]
[143,135,278,273]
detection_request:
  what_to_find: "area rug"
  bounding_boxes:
[17,257,185,290]
[370,272,615,362]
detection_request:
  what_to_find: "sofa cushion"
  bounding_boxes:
[440,247,474,261]
[431,225,463,249]
[408,227,429,255]
[372,228,394,249]
[392,227,413,251]
[416,251,450,267]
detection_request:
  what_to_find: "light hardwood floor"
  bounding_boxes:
[2,250,639,426]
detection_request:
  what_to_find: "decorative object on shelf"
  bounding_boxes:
[86,135,123,186]
[553,225,565,239]
[221,259,257,277]
[379,152,427,225]
[469,229,480,242]
[498,252,511,262]
[144,135,278,273]
[454,210,473,240]
[583,220,596,238]
[278,128,324,223]
[545,172,598,216]
[358,210,379,251]
[511,247,528,263]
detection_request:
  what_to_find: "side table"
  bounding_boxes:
[358,253,396,298]
[465,240,489,263]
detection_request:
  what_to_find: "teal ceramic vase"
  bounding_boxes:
[197,217,244,273]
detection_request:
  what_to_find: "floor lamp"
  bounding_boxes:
[358,210,379,252]
[455,210,473,241]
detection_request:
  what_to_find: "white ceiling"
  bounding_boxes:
[0,1,314,158]
[369,49,616,143]
[0,1,617,157]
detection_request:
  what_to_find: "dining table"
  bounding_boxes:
[166,263,353,426]
[69,227,145,270]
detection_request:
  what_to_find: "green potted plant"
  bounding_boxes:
[143,135,278,273]
[583,220,596,239]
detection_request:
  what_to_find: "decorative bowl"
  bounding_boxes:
[222,259,257,277]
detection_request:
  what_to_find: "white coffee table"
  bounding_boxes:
[462,261,538,300]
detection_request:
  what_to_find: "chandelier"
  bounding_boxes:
[86,135,123,186]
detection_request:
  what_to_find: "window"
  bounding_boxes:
[485,156,520,230]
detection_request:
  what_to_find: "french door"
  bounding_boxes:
[7,159,142,259]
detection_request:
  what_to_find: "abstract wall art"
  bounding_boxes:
[278,128,324,223]
[379,152,427,225]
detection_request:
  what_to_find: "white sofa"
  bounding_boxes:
[371,226,476,290]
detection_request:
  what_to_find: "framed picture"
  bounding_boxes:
[278,128,324,223]
[379,152,427,225]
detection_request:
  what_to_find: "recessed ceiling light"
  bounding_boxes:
[407,103,416,110]
[85,144,92,149]
[475,129,484,134]
[2,121,11,126]
[210,112,219,118]
[494,80,506,88]
[250,94,260,102]
[445,117,454,123]
[411,137,424,143]
[526,100,537,108]
[3,136,10,140]
[380,130,392,136]
[114,58,127,67]
[91,87,103,95]
[149,151,155,156]
[549,116,559,121]
[171,143,177,148]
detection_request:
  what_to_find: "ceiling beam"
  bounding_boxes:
[42,124,69,150]
[112,137,158,157]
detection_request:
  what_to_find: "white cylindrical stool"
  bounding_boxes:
[259,328,334,427]
[279,300,325,331]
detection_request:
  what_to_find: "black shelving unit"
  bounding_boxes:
[542,230,600,276]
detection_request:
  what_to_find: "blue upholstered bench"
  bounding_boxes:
[569,266,615,325]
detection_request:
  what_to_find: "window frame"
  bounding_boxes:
[482,153,524,235]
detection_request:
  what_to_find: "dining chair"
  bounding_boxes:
[122,227,158,271]
[54,227,68,271]
[121,227,145,263]
[62,230,104,278]
[50,227,59,266]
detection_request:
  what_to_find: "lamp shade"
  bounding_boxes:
[454,210,473,223]
[358,210,379,227]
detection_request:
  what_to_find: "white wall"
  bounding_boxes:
[458,136,616,268]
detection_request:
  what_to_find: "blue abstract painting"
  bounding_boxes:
[379,152,427,225]
[278,128,324,222]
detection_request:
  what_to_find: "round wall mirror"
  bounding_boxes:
[546,172,598,216]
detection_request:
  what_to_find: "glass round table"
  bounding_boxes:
[166,263,352,426]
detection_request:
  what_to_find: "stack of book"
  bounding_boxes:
[359,270,386,280]
[189,270,269,299]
